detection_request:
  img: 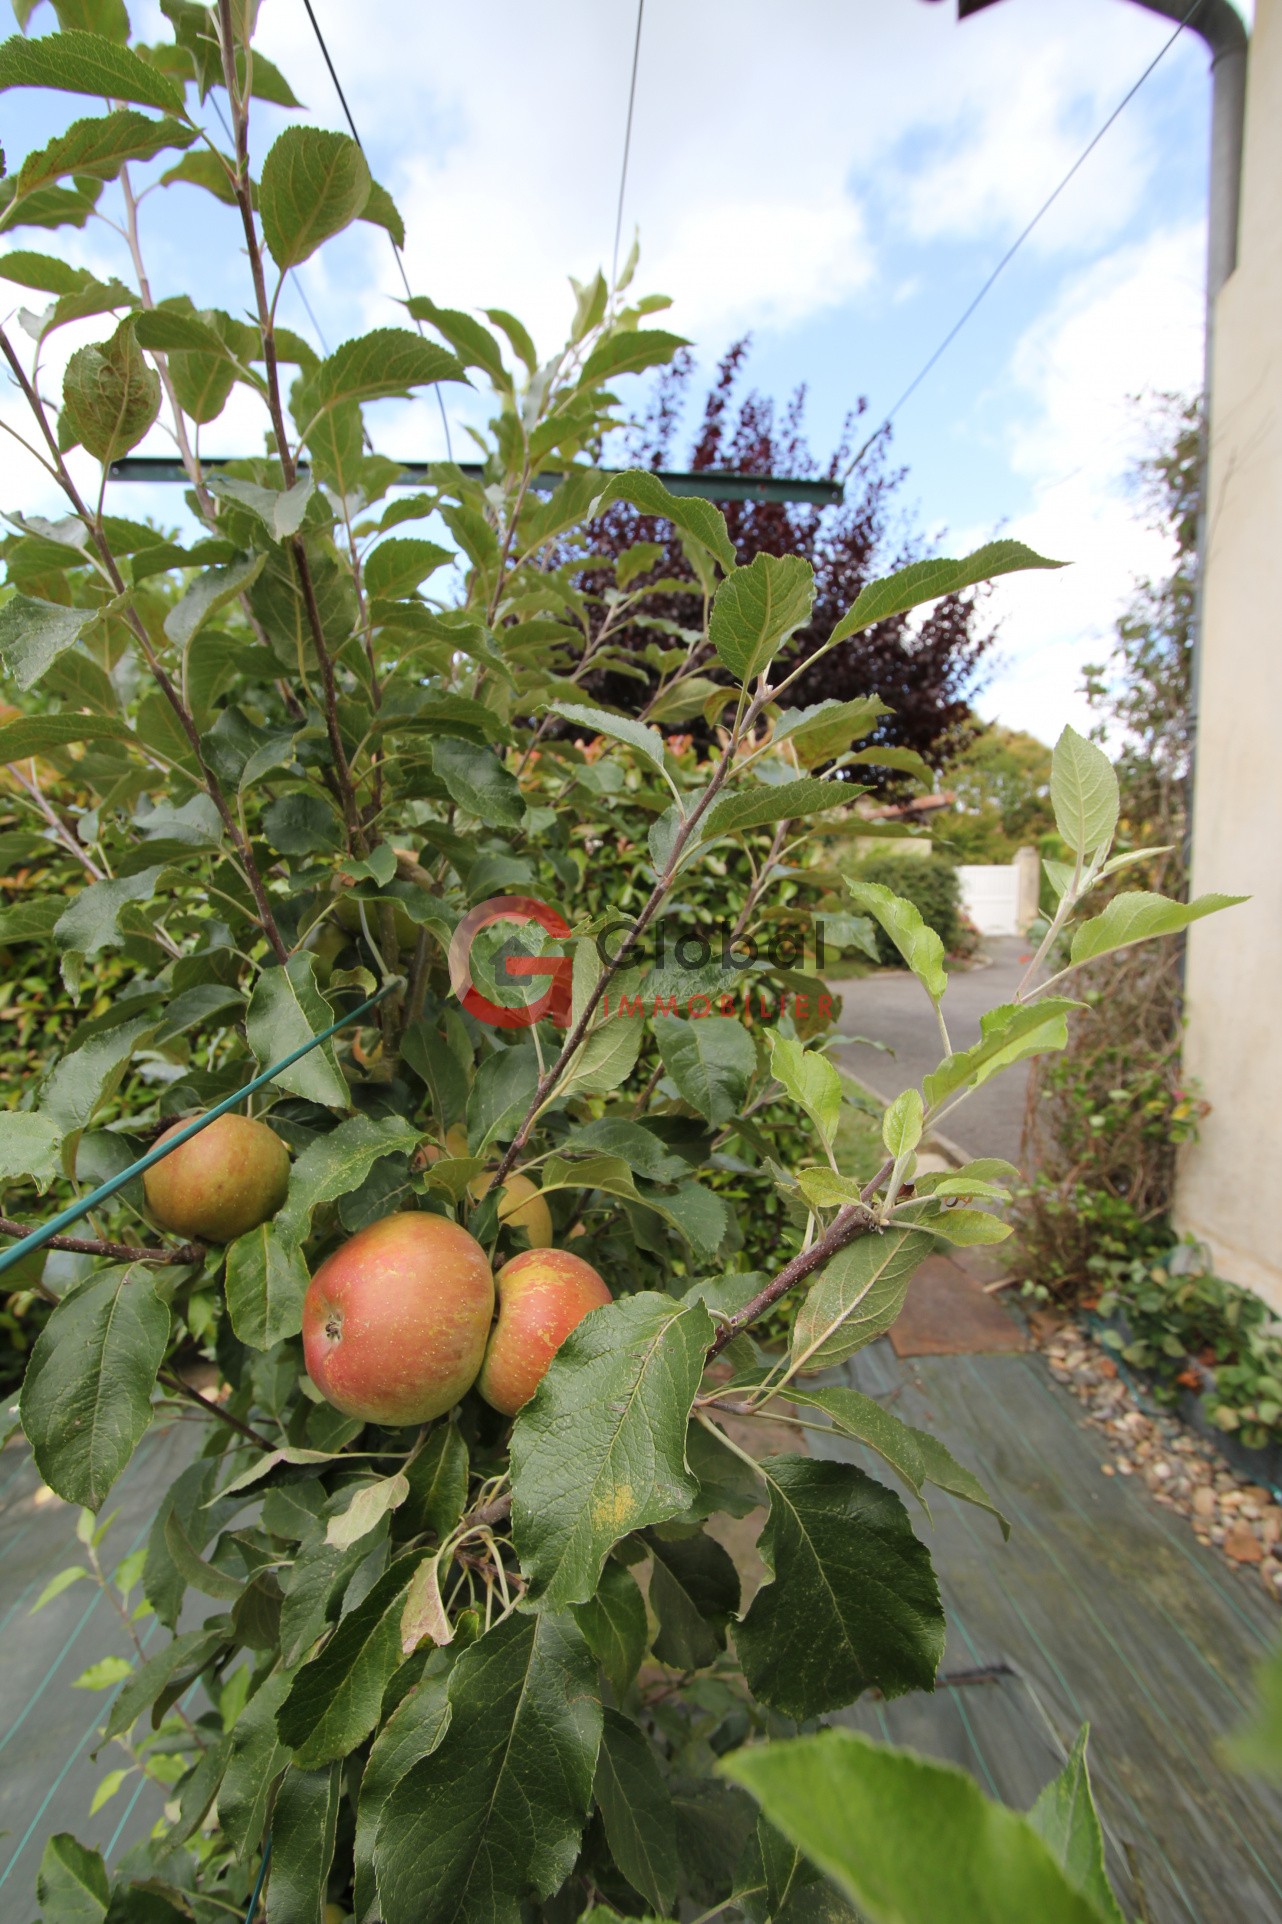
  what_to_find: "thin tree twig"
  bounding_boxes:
[157,1369,276,1451]
[0,1215,203,1265]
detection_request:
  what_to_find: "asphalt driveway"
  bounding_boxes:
[829,935,1033,1164]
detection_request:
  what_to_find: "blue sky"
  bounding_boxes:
[0,0,1250,744]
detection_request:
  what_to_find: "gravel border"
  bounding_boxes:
[1029,1311,1282,1607]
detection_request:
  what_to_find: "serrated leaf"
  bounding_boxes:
[701,775,851,839]
[259,125,370,268]
[53,866,163,959]
[17,109,192,198]
[302,328,466,416]
[549,699,669,780]
[562,1017,644,1098]
[1028,1726,1125,1921]
[882,1087,923,1160]
[790,1228,932,1372]
[711,552,815,683]
[1050,725,1119,861]
[352,1660,455,1921]
[561,1119,690,1184]
[267,1763,341,1923]
[20,1263,169,1509]
[654,1014,756,1125]
[572,1559,648,1698]
[163,1507,243,1601]
[649,1526,739,1669]
[846,881,947,1001]
[35,1832,109,1923]
[245,954,349,1108]
[796,1166,866,1209]
[588,469,735,572]
[828,540,1064,645]
[373,1611,601,1924]
[218,1666,294,1857]
[0,593,98,690]
[431,735,524,826]
[276,1113,423,1245]
[163,553,265,647]
[62,318,160,462]
[0,1111,62,1191]
[327,1472,410,1552]
[581,327,689,385]
[721,1728,1106,1924]
[922,999,1080,1110]
[768,1032,842,1148]
[0,27,184,110]
[736,1456,943,1716]
[1069,890,1245,967]
[277,1550,421,1768]
[908,1205,1011,1246]
[511,1292,712,1608]
[773,695,889,767]
[38,1008,158,1169]
[595,1707,680,1914]
[224,1221,310,1349]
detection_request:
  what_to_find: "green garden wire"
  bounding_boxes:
[0,978,399,1284]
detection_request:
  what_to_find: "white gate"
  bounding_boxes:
[957,863,1022,936]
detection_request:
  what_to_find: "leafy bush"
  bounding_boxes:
[849,853,963,961]
[0,11,1236,1923]
[1098,1245,1282,1453]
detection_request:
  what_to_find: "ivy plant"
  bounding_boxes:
[0,6,1244,1922]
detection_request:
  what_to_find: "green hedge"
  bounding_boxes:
[853,853,963,962]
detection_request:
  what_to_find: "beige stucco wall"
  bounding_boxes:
[1175,0,1282,1309]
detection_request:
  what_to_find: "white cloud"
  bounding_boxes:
[973,223,1204,743]
[254,0,1198,354]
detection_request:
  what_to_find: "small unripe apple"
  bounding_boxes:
[477,1246,611,1416]
[143,1112,290,1243]
[467,1170,553,1247]
[303,1211,494,1426]
[423,1123,471,1164]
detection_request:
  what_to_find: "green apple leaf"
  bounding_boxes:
[1028,1726,1126,1923]
[20,1263,169,1509]
[828,540,1063,646]
[594,1707,680,1915]
[736,1456,944,1717]
[277,1551,421,1768]
[922,999,1080,1110]
[721,1728,1107,1924]
[1050,725,1119,862]
[790,1228,933,1372]
[245,954,349,1109]
[587,469,736,572]
[0,28,184,110]
[1069,890,1246,967]
[511,1292,713,1609]
[711,552,815,684]
[267,1764,342,1921]
[768,1032,842,1149]
[572,1559,648,1699]
[259,126,370,268]
[372,1611,601,1924]
[654,1014,756,1126]
[846,881,947,1001]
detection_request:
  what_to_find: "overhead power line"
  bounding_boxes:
[841,0,1201,482]
[299,0,453,457]
[611,0,646,292]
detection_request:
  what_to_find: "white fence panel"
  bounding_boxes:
[957,863,1022,936]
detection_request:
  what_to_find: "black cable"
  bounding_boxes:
[611,0,646,294]
[298,0,454,459]
[841,0,1201,482]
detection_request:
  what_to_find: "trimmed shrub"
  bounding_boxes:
[853,853,963,961]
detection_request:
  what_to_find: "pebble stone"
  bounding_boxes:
[1030,1313,1282,1606]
